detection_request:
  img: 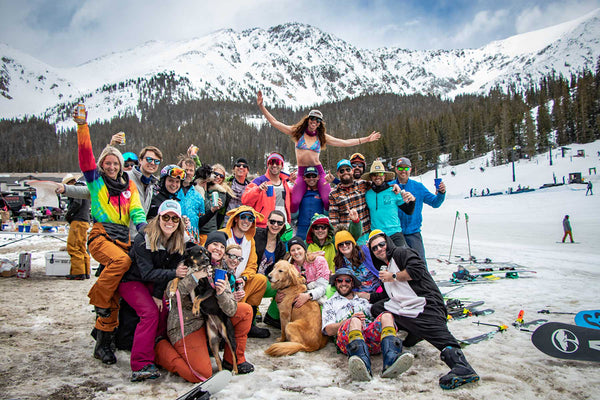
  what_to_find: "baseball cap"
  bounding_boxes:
[235,157,249,166]
[337,159,352,171]
[308,110,324,120]
[158,200,182,218]
[304,166,319,176]
[396,157,411,167]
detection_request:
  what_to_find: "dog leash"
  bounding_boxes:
[175,289,207,382]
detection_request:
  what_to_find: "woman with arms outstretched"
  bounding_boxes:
[257,90,381,212]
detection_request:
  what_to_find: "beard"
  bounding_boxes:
[336,283,354,297]
[340,175,353,185]
[353,169,362,179]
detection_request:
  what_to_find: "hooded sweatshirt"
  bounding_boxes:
[306,214,362,272]
[219,205,265,279]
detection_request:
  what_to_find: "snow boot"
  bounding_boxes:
[381,335,414,379]
[94,329,117,365]
[346,338,372,381]
[439,346,479,389]
[94,306,111,318]
[248,306,270,338]
[131,363,161,382]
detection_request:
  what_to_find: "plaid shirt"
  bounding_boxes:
[328,180,371,235]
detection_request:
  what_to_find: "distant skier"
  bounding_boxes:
[586,181,593,196]
[562,215,574,243]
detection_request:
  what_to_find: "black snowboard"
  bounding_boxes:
[531,322,600,362]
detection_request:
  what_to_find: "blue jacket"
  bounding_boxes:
[296,189,324,240]
[176,185,205,236]
[391,178,445,234]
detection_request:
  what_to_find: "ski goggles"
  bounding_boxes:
[168,167,186,180]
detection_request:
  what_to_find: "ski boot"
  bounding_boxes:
[439,346,480,389]
[346,338,372,381]
[381,335,414,379]
[94,329,117,365]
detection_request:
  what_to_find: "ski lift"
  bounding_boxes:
[469,161,475,170]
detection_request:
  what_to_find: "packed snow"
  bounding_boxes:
[0,141,599,399]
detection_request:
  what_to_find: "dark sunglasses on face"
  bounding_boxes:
[124,162,137,168]
[338,241,353,248]
[227,254,244,262]
[371,241,386,251]
[308,116,322,123]
[397,166,410,171]
[160,214,180,223]
[213,172,225,179]
[304,174,318,179]
[338,167,352,174]
[351,163,363,169]
[145,157,161,165]
[269,219,285,226]
[239,214,255,222]
[313,225,328,231]
[335,278,352,284]
[235,163,249,169]
[371,172,385,177]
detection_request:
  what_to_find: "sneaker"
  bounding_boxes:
[131,364,161,382]
[248,324,270,338]
[263,313,281,329]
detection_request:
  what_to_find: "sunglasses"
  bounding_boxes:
[396,166,410,171]
[371,172,385,177]
[227,254,244,262]
[308,116,322,123]
[351,163,364,169]
[160,214,180,223]
[239,214,255,222]
[338,167,352,174]
[124,162,137,168]
[169,167,186,180]
[335,278,352,284]
[371,241,386,251]
[313,225,328,231]
[235,163,249,169]
[269,219,285,226]
[268,160,283,166]
[304,174,318,179]
[145,157,161,165]
[338,241,353,248]
[213,172,225,179]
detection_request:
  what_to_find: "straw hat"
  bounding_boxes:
[360,160,395,181]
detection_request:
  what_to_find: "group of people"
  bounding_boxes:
[57,94,478,390]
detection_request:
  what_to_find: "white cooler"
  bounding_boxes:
[45,251,71,276]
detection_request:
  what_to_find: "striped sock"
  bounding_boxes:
[380,326,397,339]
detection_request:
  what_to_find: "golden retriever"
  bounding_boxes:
[265,260,328,356]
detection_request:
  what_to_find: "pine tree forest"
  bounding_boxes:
[1,58,599,175]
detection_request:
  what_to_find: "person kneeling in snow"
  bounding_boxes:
[322,268,414,381]
[365,230,479,390]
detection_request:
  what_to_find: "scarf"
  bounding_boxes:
[305,129,318,137]
[101,172,129,220]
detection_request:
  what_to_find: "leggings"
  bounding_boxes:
[291,164,330,213]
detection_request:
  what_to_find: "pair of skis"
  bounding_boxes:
[458,310,546,347]
[446,299,494,321]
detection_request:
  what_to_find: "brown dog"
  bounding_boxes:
[265,260,328,356]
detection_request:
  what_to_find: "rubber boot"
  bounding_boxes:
[381,335,414,378]
[247,306,270,338]
[94,330,117,365]
[346,339,372,381]
[439,346,479,389]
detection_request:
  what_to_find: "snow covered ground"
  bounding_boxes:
[0,141,599,399]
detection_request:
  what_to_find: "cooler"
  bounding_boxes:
[45,251,71,276]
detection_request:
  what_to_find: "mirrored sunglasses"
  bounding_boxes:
[145,157,161,165]
[239,214,255,222]
[351,163,364,169]
[396,166,410,171]
[308,116,322,123]
[227,254,244,262]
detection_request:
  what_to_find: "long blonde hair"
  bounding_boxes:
[212,163,235,197]
[145,214,187,255]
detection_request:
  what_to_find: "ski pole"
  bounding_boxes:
[472,321,508,331]
[537,309,576,315]
[448,211,460,262]
[465,212,472,263]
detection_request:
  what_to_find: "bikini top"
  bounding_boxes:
[296,133,321,153]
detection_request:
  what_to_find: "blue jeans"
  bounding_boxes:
[404,232,427,268]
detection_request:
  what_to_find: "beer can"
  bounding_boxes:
[76,103,86,119]
[120,132,126,146]
[190,145,199,155]
[235,278,245,292]
[211,191,220,208]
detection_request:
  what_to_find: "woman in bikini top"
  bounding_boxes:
[256,90,381,213]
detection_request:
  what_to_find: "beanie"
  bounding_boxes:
[335,230,356,249]
[288,236,307,252]
[205,231,228,248]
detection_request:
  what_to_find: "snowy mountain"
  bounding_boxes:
[1,9,600,124]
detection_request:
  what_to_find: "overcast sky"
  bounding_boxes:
[1,0,599,67]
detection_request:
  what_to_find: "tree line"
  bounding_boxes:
[1,57,599,174]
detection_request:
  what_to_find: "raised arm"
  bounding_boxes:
[325,131,381,148]
[257,90,293,135]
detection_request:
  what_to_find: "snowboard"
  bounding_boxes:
[531,322,600,362]
[574,310,600,330]
[176,370,232,400]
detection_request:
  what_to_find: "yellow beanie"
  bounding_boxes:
[335,230,356,249]
[368,229,385,243]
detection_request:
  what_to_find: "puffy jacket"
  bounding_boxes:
[241,172,291,228]
[295,188,324,240]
